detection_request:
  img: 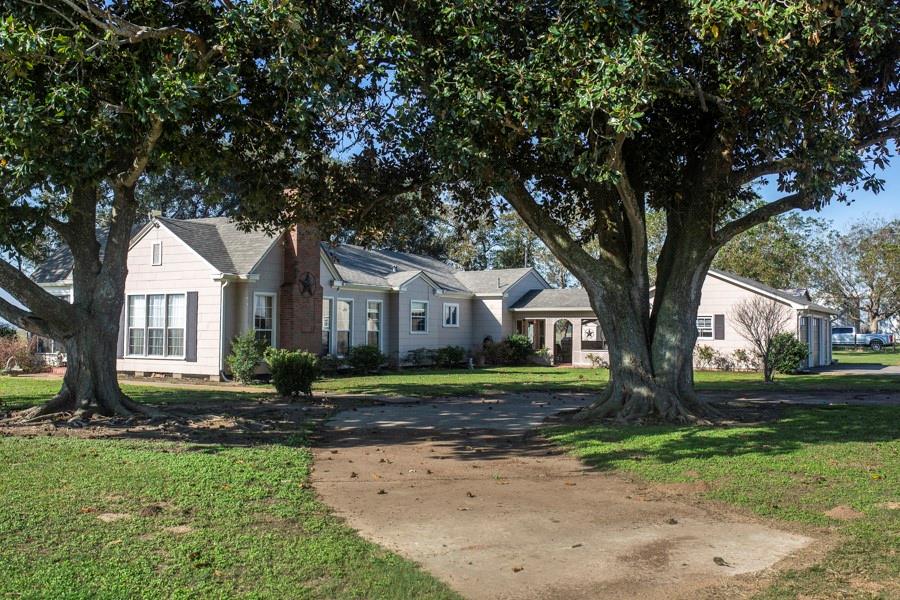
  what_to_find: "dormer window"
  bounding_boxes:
[151,241,163,266]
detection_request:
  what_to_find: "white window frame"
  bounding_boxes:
[335,298,353,357]
[322,296,334,355]
[696,315,713,339]
[366,299,383,351]
[125,292,187,359]
[151,241,163,266]
[253,292,277,348]
[442,302,460,328]
[410,300,429,334]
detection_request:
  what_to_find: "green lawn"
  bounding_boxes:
[313,365,898,397]
[548,406,900,599]
[834,348,900,367]
[0,379,457,599]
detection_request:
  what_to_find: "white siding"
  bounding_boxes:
[117,224,222,377]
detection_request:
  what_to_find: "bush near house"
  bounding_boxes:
[226,331,266,384]
[0,324,16,339]
[348,345,386,374]
[771,332,809,375]
[434,345,467,368]
[265,348,320,397]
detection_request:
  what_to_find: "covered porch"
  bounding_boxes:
[510,288,607,367]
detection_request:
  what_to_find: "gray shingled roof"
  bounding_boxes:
[31,247,76,283]
[324,244,470,292]
[510,288,591,310]
[157,217,278,275]
[454,268,535,294]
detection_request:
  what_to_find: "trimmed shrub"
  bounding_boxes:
[407,347,437,366]
[226,331,266,384]
[265,348,319,397]
[434,345,467,368]
[505,334,533,365]
[348,345,385,374]
[731,348,759,371]
[771,333,809,375]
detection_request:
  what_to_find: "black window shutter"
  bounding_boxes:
[116,304,126,358]
[185,291,199,362]
[714,314,725,340]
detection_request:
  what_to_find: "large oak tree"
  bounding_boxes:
[0,1,356,418]
[362,0,899,421]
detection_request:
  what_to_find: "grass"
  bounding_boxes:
[0,379,457,599]
[833,348,900,367]
[0,376,275,411]
[547,406,900,599]
[312,365,898,397]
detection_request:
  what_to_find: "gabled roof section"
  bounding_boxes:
[155,217,279,275]
[454,268,541,294]
[322,244,469,292]
[32,225,145,284]
[707,269,837,314]
[510,288,591,310]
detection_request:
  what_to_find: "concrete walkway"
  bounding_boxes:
[312,395,814,600]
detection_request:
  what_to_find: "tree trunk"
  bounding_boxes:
[11,184,162,421]
[574,244,718,424]
[22,317,161,419]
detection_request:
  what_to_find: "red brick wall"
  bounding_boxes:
[279,224,323,352]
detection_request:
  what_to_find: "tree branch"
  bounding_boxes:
[0,296,55,337]
[608,133,647,284]
[493,169,622,282]
[0,257,73,323]
[117,117,164,188]
[714,192,815,245]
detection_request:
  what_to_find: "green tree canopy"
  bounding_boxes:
[359,0,899,421]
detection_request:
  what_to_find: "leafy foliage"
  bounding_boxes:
[434,345,467,368]
[505,334,535,366]
[226,331,266,384]
[0,335,40,374]
[347,345,386,374]
[265,348,320,398]
[771,332,810,376]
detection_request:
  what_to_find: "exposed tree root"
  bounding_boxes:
[573,380,721,425]
[8,385,164,424]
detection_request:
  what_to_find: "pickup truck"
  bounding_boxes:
[832,326,895,351]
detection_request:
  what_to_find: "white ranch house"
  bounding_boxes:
[30,216,836,379]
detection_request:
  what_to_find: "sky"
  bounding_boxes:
[763,159,900,230]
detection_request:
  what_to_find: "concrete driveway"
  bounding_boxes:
[311,395,814,600]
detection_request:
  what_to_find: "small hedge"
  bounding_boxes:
[771,332,809,375]
[226,331,266,384]
[348,345,385,374]
[265,347,320,397]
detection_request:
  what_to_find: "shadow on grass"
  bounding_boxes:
[547,405,900,472]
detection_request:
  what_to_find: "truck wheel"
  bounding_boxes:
[870,339,883,352]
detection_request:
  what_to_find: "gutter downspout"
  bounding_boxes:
[219,279,230,380]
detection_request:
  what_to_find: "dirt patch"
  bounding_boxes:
[311,398,818,600]
[163,525,194,535]
[877,501,900,510]
[823,505,865,520]
[96,512,131,523]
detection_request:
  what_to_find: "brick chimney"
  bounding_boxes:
[279,224,323,352]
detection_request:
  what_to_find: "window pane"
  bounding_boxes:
[336,300,351,330]
[367,302,381,331]
[254,295,273,330]
[321,330,330,356]
[254,329,273,346]
[147,295,165,328]
[411,301,427,332]
[367,331,379,347]
[128,296,145,328]
[336,331,350,356]
[322,298,332,329]
[167,329,184,356]
[167,294,185,328]
[147,329,164,356]
[128,329,144,355]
